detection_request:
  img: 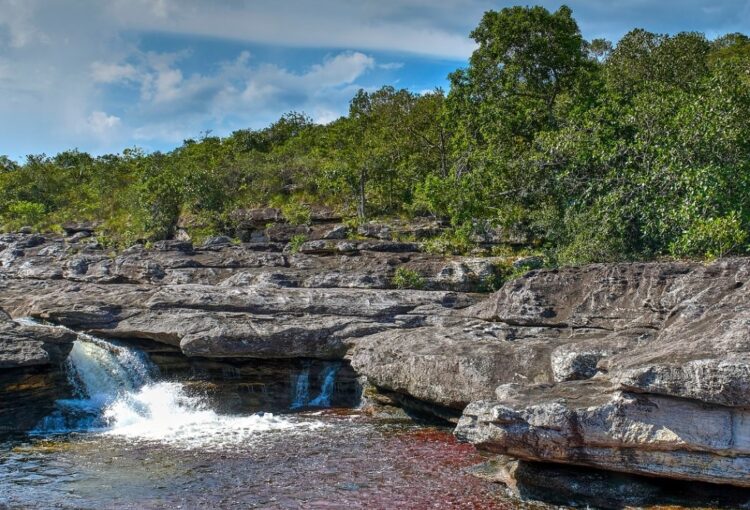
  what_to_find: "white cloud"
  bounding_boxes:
[2,0,750,159]
[104,0,479,59]
[86,111,121,135]
[0,0,49,48]
[91,62,138,83]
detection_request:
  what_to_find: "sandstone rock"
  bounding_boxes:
[308,205,341,222]
[267,224,310,243]
[5,230,750,493]
[321,225,349,240]
[0,315,77,433]
[456,386,750,488]
[229,207,282,229]
[511,255,544,270]
[62,221,98,235]
[66,231,91,243]
[0,317,76,368]
[152,240,193,252]
[174,228,191,242]
[201,235,234,249]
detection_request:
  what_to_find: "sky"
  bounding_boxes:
[1,0,750,161]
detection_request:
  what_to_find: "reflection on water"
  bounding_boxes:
[1,412,514,509]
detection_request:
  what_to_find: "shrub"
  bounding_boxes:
[424,223,475,255]
[281,201,312,226]
[669,213,748,260]
[392,267,426,289]
[288,234,308,253]
[3,200,46,230]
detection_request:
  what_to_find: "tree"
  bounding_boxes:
[605,30,710,95]
[461,5,590,137]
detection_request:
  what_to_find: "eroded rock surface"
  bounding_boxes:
[4,226,750,493]
[0,231,485,363]
[0,312,76,432]
[352,260,750,489]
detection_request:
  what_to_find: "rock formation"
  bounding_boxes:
[2,220,750,503]
[0,310,76,432]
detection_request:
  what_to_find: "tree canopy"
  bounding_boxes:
[2,5,749,263]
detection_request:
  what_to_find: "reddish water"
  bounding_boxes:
[0,410,518,509]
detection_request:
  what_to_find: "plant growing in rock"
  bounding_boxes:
[392,267,426,289]
[281,201,312,226]
[288,234,308,253]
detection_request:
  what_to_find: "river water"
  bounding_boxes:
[0,332,521,509]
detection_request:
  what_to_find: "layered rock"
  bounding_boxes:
[0,230,487,362]
[4,226,750,496]
[352,260,750,489]
[0,229,487,426]
[0,311,76,432]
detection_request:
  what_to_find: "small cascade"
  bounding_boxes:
[25,319,320,447]
[34,330,159,433]
[290,362,340,409]
[290,366,311,409]
[309,364,340,408]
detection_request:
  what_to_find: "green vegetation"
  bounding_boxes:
[288,234,308,254]
[392,267,426,290]
[2,6,749,262]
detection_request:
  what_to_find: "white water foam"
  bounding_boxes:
[26,320,321,448]
[102,381,321,449]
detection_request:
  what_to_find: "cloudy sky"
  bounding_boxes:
[1,0,749,160]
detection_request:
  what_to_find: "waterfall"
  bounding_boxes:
[309,364,340,408]
[290,366,311,409]
[26,321,321,448]
[34,333,159,433]
[290,362,340,409]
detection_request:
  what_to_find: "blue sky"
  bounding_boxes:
[1,0,749,161]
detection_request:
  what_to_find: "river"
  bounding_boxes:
[0,332,526,509]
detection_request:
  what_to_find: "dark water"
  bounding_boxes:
[0,410,523,509]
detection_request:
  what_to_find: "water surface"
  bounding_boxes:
[1,327,517,509]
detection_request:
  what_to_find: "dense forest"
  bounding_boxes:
[2,5,749,263]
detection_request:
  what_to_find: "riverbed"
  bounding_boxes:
[0,410,528,509]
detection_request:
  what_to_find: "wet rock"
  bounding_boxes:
[0,314,77,433]
[0,317,76,368]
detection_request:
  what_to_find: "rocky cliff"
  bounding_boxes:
[2,224,750,504]
[0,310,76,432]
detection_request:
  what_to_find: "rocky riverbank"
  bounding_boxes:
[2,219,750,507]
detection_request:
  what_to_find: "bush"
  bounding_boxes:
[288,234,308,253]
[392,267,426,289]
[423,223,475,255]
[670,213,748,260]
[3,200,46,230]
[281,201,312,226]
